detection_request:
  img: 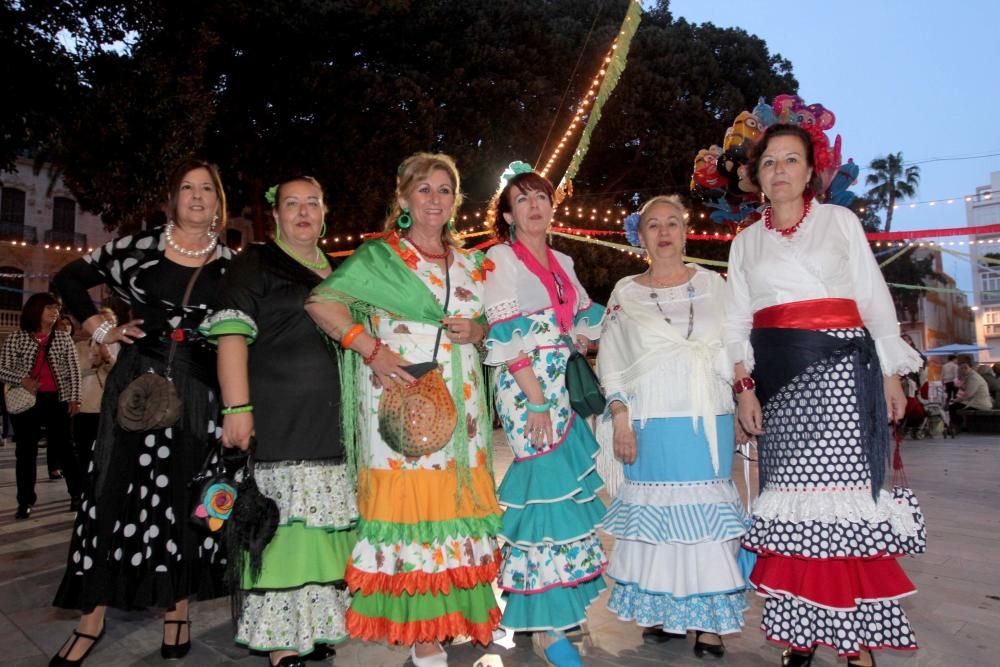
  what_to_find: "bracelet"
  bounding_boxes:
[91,320,114,344]
[341,324,364,349]
[733,377,756,394]
[526,400,550,413]
[221,404,254,415]
[362,338,384,366]
[507,357,531,374]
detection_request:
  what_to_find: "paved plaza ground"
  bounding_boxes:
[1,429,998,667]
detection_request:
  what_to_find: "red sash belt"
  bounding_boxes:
[753,298,863,331]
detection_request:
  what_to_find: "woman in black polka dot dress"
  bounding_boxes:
[49,160,232,666]
[725,125,926,667]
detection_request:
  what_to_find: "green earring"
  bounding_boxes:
[397,207,412,229]
[447,218,456,233]
[275,222,282,241]
[320,222,327,237]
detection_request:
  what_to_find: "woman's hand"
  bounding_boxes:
[442,317,485,345]
[222,412,254,451]
[574,334,590,354]
[737,391,764,436]
[20,377,38,394]
[67,401,80,417]
[368,346,416,389]
[612,419,637,464]
[735,419,754,446]
[884,375,906,423]
[524,405,554,448]
[103,319,146,345]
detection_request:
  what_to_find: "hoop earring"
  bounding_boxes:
[320,222,327,237]
[274,221,282,241]
[447,218,455,233]
[396,207,412,229]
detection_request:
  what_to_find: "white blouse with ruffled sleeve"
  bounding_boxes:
[724,201,923,376]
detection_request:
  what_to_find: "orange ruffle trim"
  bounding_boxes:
[347,607,503,647]
[346,549,502,596]
[359,465,501,524]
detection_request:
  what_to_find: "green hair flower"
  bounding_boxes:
[264,184,279,206]
[498,161,534,190]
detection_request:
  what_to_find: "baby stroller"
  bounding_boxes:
[911,381,950,439]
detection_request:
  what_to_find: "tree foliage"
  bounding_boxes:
[865,152,920,233]
[3,0,799,301]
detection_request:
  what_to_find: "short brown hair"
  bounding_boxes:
[748,124,823,194]
[488,172,556,243]
[166,158,228,231]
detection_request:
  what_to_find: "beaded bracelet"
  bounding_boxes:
[525,400,550,413]
[221,404,254,415]
[362,338,384,366]
[733,377,756,394]
[91,319,114,345]
[507,357,531,374]
[341,324,364,349]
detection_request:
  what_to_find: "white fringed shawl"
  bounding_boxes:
[595,266,732,496]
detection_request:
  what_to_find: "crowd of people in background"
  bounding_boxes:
[8,132,998,667]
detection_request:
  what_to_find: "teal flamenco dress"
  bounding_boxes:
[484,242,607,631]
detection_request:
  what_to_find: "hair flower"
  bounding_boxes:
[624,212,642,247]
[498,161,535,190]
[264,185,279,206]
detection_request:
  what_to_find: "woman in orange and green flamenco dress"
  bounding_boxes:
[306,153,501,667]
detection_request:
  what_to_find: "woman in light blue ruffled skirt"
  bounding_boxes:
[596,196,752,659]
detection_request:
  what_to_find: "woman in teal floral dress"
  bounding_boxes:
[483,165,605,667]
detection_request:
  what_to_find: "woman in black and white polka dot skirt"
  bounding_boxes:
[724,124,926,667]
[49,159,233,666]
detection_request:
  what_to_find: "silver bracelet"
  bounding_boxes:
[91,320,114,344]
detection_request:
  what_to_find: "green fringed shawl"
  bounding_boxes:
[310,238,492,500]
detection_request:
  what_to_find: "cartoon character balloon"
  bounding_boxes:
[690,94,857,227]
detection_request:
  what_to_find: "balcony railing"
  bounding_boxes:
[44,229,87,248]
[0,223,37,244]
[0,309,20,333]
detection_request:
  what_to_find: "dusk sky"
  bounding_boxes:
[668,0,1000,293]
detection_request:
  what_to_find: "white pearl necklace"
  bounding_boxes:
[165,222,218,257]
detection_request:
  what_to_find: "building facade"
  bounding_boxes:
[969,171,1000,363]
[0,157,115,335]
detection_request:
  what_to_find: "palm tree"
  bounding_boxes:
[865,152,920,232]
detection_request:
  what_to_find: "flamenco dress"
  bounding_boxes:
[311,234,502,645]
[596,269,752,635]
[203,242,358,654]
[52,230,231,611]
[484,242,607,631]
[725,202,927,657]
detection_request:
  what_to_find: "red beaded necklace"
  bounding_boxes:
[764,192,813,237]
[405,237,450,259]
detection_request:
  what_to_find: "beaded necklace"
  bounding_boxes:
[764,192,812,237]
[406,236,451,260]
[275,237,328,270]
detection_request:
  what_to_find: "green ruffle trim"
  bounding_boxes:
[351,581,497,624]
[358,512,503,546]
[243,521,358,590]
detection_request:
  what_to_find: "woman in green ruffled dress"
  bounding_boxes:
[208,177,357,667]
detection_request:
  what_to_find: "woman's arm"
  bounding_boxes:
[217,335,254,451]
[305,300,416,387]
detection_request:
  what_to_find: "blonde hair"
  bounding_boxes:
[639,195,687,232]
[273,176,329,215]
[383,152,464,248]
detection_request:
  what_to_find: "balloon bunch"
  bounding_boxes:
[690,94,859,227]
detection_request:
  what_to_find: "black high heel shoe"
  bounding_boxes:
[160,619,191,660]
[781,647,815,667]
[693,632,725,658]
[49,626,105,666]
[271,655,307,667]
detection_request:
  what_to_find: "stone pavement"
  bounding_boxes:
[1,430,998,667]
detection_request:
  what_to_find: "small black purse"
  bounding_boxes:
[189,444,241,533]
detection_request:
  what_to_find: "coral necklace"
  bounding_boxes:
[406,237,450,259]
[764,192,812,237]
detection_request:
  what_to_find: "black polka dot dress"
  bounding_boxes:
[52,230,231,611]
[745,318,926,657]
